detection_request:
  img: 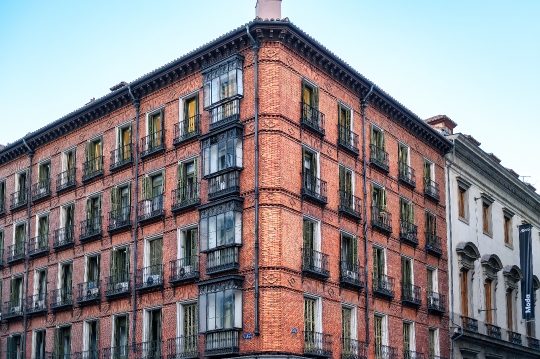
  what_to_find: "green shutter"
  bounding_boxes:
[111,187,119,213]
[312,86,319,110]
[339,166,345,192]
[142,177,150,200]
[190,229,198,257]
[86,198,92,220]
[53,328,60,357]
[352,236,358,265]
[303,220,314,250]
[177,163,184,189]
[110,250,117,276]
[193,157,198,184]
[373,248,379,280]
[342,307,352,340]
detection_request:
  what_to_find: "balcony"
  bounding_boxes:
[28,234,49,257]
[110,144,133,171]
[375,345,398,359]
[134,340,163,359]
[428,356,448,359]
[340,261,365,290]
[73,350,99,359]
[300,102,325,136]
[46,353,73,359]
[3,300,24,320]
[80,217,102,243]
[401,283,422,307]
[399,221,418,246]
[338,191,361,221]
[32,179,51,202]
[77,281,101,304]
[141,130,165,159]
[205,330,240,357]
[425,233,442,257]
[303,331,333,357]
[108,206,132,233]
[206,246,240,274]
[167,335,199,359]
[341,338,367,359]
[370,145,389,173]
[7,242,26,263]
[423,179,440,202]
[427,291,446,314]
[53,226,75,250]
[137,194,165,224]
[301,172,328,205]
[403,351,425,359]
[372,206,392,234]
[104,272,131,298]
[50,288,73,310]
[373,274,395,299]
[486,324,501,339]
[82,156,104,183]
[209,99,240,131]
[528,337,540,351]
[26,294,47,315]
[102,346,129,359]
[208,171,240,200]
[171,183,200,213]
[136,265,164,291]
[56,168,76,193]
[174,114,201,145]
[169,256,199,284]
[508,330,522,345]
[302,248,330,279]
[10,190,27,211]
[461,316,478,333]
[398,163,416,188]
[338,124,359,156]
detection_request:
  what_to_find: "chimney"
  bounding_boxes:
[256,0,282,19]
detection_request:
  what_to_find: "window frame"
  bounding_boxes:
[177,225,198,260]
[201,127,243,178]
[199,200,243,252]
[303,216,321,252]
[304,294,322,334]
[202,55,244,110]
[198,277,243,333]
[401,256,414,285]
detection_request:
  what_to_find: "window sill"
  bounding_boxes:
[458,216,469,225]
[504,243,514,250]
[483,230,493,238]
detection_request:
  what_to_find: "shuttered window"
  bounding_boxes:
[183,303,198,337]
[460,269,469,316]
[304,297,316,333]
[398,144,409,165]
[370,126,385,149]
[506,290,513,330]
[339,166,353,193]
[400,198,414,223]
[342,307,352,340]
[403,322,411,352]
[341,233,358,266]
[485,280,492,324]
[373,247,385,281]
[402,257,412,285]
[426,212,436,235]
[374,315,383,356]
[303,219,316,251]
[458,187,466,218]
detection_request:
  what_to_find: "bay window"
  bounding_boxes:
[198,276,243,332]
[202,55,243,108]
[202,127,243,177]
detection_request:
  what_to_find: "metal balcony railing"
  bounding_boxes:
[108,206,132,232]
[209,99,240,130]
[338,124,359,155]
[372,205,392,233]
[423,179,440,201]
[169,256,199,283]
[53,226,75,249]
[32,179,51,201]
[486,324,502,339]
[301,172,328,205]
[370,144,389,172]
[171,183,200,212]
[174,114,201,144]
[461,316,478,333]
[341,337,367,359]
[399,220,418,246]
[375,345,398,359]
[373,274,395,298]
[403,350,426,359]
[57,168,76,192]
[7,241,26,263]
[426,291,445,314]
[138,194,165,223]
[110,144,133,170]
[302,248,330,278]
[205,330,240,356]
[303,331,333,357]
[401,283,422,306]
[398,163,416,187]
[50,288,73,309]
[206,246,240,274]
[105,272,131,297]
[528,337,540,350]
[425,232,442,257]
[133,340,163,359]
[141,130,165,158]
[73,350,99,359]
[10,190,27,210]
[167,335,199,359]
[3,300,24,319]
[300,102,325,136]
[26,293,47,314]
[102,346,129,359]
[77,281,101,303]
[338,191,361,220]
[28,234,49,257]
[80,216,102,242]
[428,356,448,359]
[340,261,365,289]
[46,353,72,359]
[136,265,164,291]
[208,171,240,200]
[508,330,522,345]
[82,156,104,182]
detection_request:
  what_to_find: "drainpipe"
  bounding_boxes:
[127,85,141,348]
[245,24,261,336]
[22,137,34,359]
[360,84,374,345]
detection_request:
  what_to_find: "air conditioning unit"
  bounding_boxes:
[11,306,20,314]
[427,296,434,306]
[86,287,99,297]
[35,300,45,309]
[115,282,128,291]
[179,266,192,276]
[146,274,162,285]
[345,270,357,280]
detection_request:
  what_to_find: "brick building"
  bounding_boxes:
[0,1,452,358]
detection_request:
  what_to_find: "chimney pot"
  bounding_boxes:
[256,0,282,20]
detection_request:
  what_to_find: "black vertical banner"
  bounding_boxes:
[519,223,534,319]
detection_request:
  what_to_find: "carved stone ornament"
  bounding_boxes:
[199,199,243,219]
[480,254,503,281]
[198,278,244,295]
[503,265,523,291]
[456,241,480,270]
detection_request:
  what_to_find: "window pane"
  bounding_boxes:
[209,216,217,249]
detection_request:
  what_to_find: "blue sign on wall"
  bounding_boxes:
[243,333,253,340]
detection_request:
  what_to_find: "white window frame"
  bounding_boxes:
[33,267,47,297]
[398,141,411,166]
[177,224,198,260]
[35,211,49,237]
[82,319,99,352]
[303,215,322,252]
[15,169,28,193]
[144,234,163,268]
[143,306,162,343]
[424,158,435,181]
[145,106,165,137]
[111,313,129,351]
[60,202,75,228]
[13,220,26,246]
[302,145,321,179]
[178,90,199,124]
[429,327,440,356]
[373,244,387,275]
[427,266,439,292]
[31,329,46,359]
[342,303,358,340]
[84,252,100,283]
[340,164,355,193]
[304,293,323,333]
[115,120,132,150]
[374,312,389,346]
[57,261,72,291]
[61,147,76,173]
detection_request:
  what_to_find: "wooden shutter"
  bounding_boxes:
[303,220,314,250]
[312,86,319,110]
[374,316,382,347]
[184,303,198,337]
[177,163,184,189]
[193,158,198,185]
[428,330,435,357]
[351,236,358,266]
[408,202,414,223]
[190,229,198,258]
[506,290,513,330]
[381,189,387,209]
[427,270,433,293]
[86,198,92,220]
[402,258,411,285]
[345,169,352,194]
[339,166,345,192]
[150,238,163,267]
[373,248,379,280]
[54,328,60,357]
[460,269,469,316]
[111,187,119,214]
[142,177,150,200]
[403,323,410,351]
[342,307,352,340]
[485,280,492,324]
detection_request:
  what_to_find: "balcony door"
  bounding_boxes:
[146,309,162,356]
[113,315,129,359]
[84,320,99,358]
[148,112,163,148]
[55,326,71,359]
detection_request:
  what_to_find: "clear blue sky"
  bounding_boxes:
[1,0,538,190]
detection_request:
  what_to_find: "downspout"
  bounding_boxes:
[127,85,141,348]
[360,85,374,345]
[245,24,261,336]
[22,138,34,359]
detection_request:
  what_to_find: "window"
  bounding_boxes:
[85,137,103,173]
[112,315,129,358]
[37,161,51,192]
[198,277,243,332]
[199,200,242,252]
[342,306,354,340]
[341,232,358,274]
[147,110,163,149]
[177,302,198,355]
[302,80,319,110]
[141,172,165,213]
[58,262,73,304]
[303,218,320,252]
[110,246,130,287]
[373,247,386,284]
[33,330,46,359]
[427,268,438,296]
[425,211,436,236]
[118,124,132,158]
[12,222,26,259]
[84,195,102,234]
[60,148,76,186]
[110,183,131,223]
[374,314,388,359]
[85,254,100,291]
[398,143,409,166]
[145,237,163,279]
[485,279,493,324]
[400,198,415,229]
[458,187,467,219]
[60,203,75,240]
[506,289,514,330]
[371,185,388,227]
[304,296,323,351]
[178,94,200,138]
[33,268,47,308]
[176,158,199,203]
[403,322,415,356]
[14,170,28,206]
[179,227,198,268]
[423,160,434,183]
[202,56,243,109]
[339,165,353,194]
[428,328,439,358]
[338,103,352,145]
[303,147,321,192]
[83,320,99,357]
[370,125,385,150]
[372,185,386,210]
[10,276,24,312]
[460,269,469,316]
[504,215,512,245]
[144,308,162,356]
[0,179,5,212]
[36,214,49,249]
[401,257,413,286]
[54,326,71,359]
[398,143,412,183]
[482,203,490,234]
[202,127,243,177]
[7,334,22,359]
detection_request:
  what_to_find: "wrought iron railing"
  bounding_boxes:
[461,316,478,332]
[204,330,240,356]
[341,337,367,359]
[373,274,395,298]
[338,191,361,219]
[209,99,240,130]
[3,300,24,319]
[423,179,440,201]
[302,248,330,277]
[206,246,240,274]
[300,102,325,135]
[301,171,328,204]
[46,353,72,359]
[174,114,201,144]
[136,264,164,290]
[82,156,104,182]
[32,179,51,201]
[401,283,421,306]
[528,337,540,350]
[133,340,163,359]
[26,293,47,314]
[80,216,102,241]
[102,345,129,359]
[303,331,332,357]
[138,194,165,222]
[73,350,99,359]
[171,183,200,211]
[340,261,364,288]
[426,291,445,313]
[208,171,240,199]
[28,234,49,256]
[167,335,199,359]
[370,144,389,172]
[398,162,416,187]
[403,350,425,359]
[486,324,501,339]
[372,205,392,233]
[110,144,133,170]
[104,272,131,297]
[425,232,442,256]
[57,168,76,192]
[141,130,165,157]
[375,345,398,359]
[399,220,418,245]
[7,241,26,262]
[170,256,199,283]
[77,281,101,303]
[10,190,27,210]
[108,206,132,232]
[53,226,75,249]
[338,124,359,154]
[50,288,73,309]
[508,330,522,345]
